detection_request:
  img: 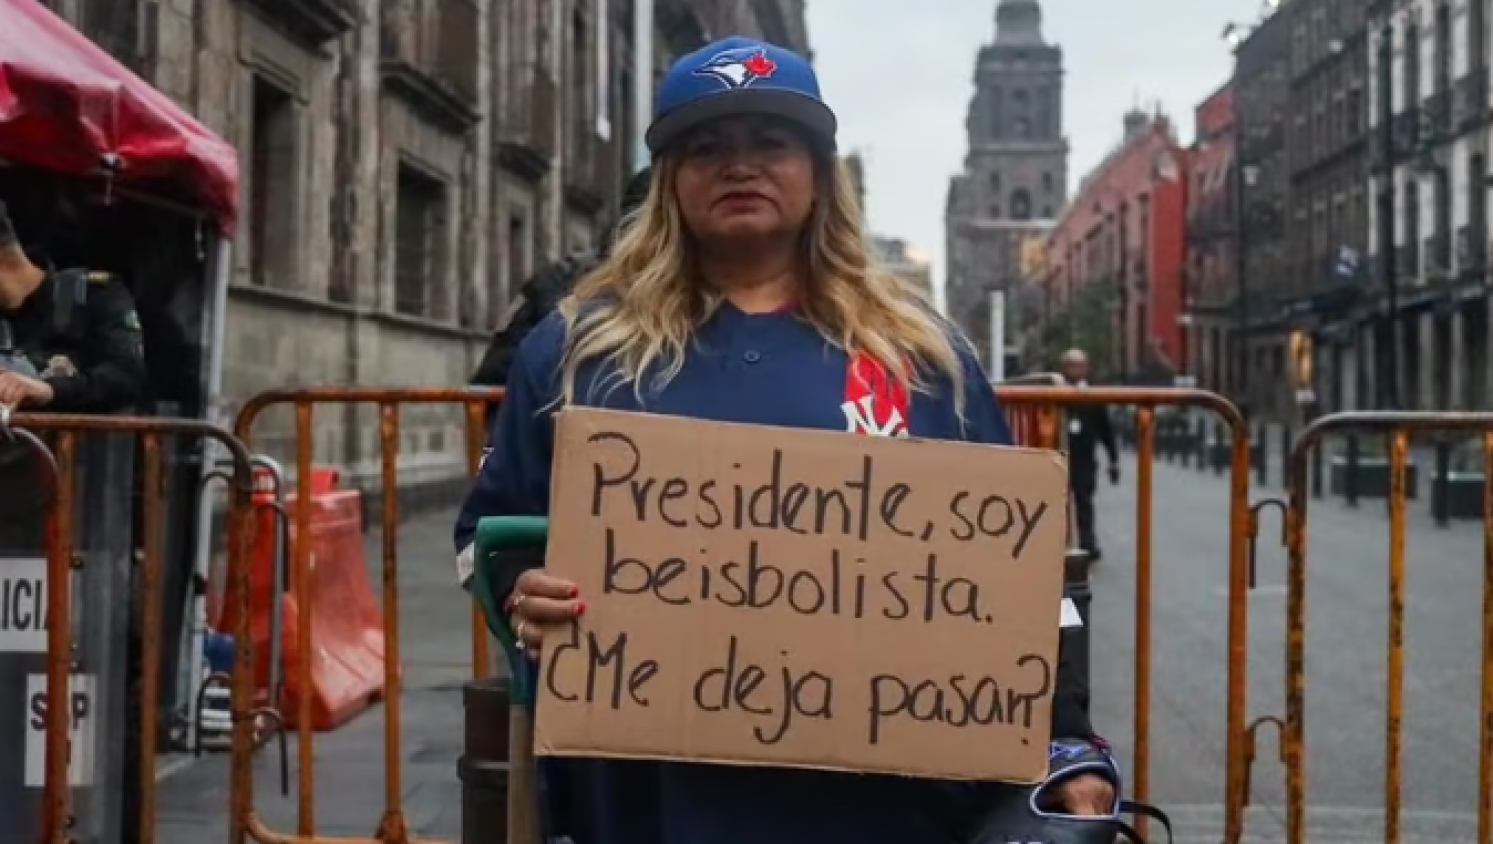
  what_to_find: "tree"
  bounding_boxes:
[1034,281,1118,378]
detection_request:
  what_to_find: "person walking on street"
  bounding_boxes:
[1060,348,1118,561]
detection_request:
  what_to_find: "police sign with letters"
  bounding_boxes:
[0,558,47,653]
[23,674,96,788]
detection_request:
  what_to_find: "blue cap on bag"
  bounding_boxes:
[645,36,838,154]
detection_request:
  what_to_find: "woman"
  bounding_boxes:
[455,36,1117,844]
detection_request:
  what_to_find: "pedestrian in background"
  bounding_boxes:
[1060,348,1118,561]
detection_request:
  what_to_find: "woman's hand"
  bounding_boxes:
[1046,772,1115,815]
[507,569,584,658]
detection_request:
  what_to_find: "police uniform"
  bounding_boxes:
[0,268,147,413]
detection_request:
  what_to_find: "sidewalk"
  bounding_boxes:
[155,508,478,842]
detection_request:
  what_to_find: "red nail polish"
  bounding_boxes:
[575,600,587,616]
[569,585,580,598]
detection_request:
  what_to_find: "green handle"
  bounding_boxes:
[473,515,549,704]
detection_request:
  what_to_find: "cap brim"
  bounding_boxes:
[645,88,838,155]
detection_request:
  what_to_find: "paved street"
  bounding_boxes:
[155,509,475,842]
[1088,444,1489,843]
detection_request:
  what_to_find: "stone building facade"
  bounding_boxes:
[43,0,809,494]
[1365,0,1491,414]
[1184,83,1237,394]
[1034,112,1188,382]
[944,0,1067,368]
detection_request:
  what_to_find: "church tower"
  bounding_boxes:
[945,0,1068,365]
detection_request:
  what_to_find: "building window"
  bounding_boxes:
[569,9,591,160]
[1473,0,1489,71]
[1435,3,1451,91]
[249,76,298,290]
[1010,189,1032,220]
[394,164,449,318]
[1011,89,1029,138]
[1404,22,1421,104]
[1403,176,1420,275]
[508,213,529,291]
[81,0,141,70]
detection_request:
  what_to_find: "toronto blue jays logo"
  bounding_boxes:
[693,46,778,89]
[1049,742,1087,762]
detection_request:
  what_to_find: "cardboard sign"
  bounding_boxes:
[535,408,1069,783]
[24,673,96,787]
[0,558,48,654]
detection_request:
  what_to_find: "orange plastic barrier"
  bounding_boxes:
[220,466,385,731]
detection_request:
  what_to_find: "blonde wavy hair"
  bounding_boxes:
[556,152,968,412]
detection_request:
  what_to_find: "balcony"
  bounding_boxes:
[495,66,558,178]
[1458,224,1488,275]
[1454,70,1491,130]
[380,0,481,132]
[1397,239,1421,278]
[1392,109,1420,158]
[1423,89,1452,143]
[237,0,355,47]
[1424,231,1451,276]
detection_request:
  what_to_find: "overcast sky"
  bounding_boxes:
[804,0,1265,307]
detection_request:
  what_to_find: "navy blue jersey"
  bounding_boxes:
[454,303,1092,844]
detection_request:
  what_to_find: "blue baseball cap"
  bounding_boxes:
[645,37,837,155]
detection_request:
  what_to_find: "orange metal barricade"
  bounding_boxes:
[0,409,256,844]
[222,384,1257,844]
[994,385,1254,843]
[4,385,1260,844]
[1282,412,1493,844]
[226,388,503,844]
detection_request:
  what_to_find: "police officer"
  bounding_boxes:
[1060,348,1118,561]
[0,198,146,414]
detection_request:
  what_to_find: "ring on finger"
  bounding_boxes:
[513,620,528,650]
[508,592,529,612]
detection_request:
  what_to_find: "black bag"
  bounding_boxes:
[965,740,1172,844]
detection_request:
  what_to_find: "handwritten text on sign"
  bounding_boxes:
[534,409,1069,783]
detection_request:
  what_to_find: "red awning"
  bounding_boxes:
[0,0,239,231]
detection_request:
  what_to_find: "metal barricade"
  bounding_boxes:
[993,386,1254,843]
[227,387,502,844]
[1282,412,1493,844]
[0,407,255,844]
